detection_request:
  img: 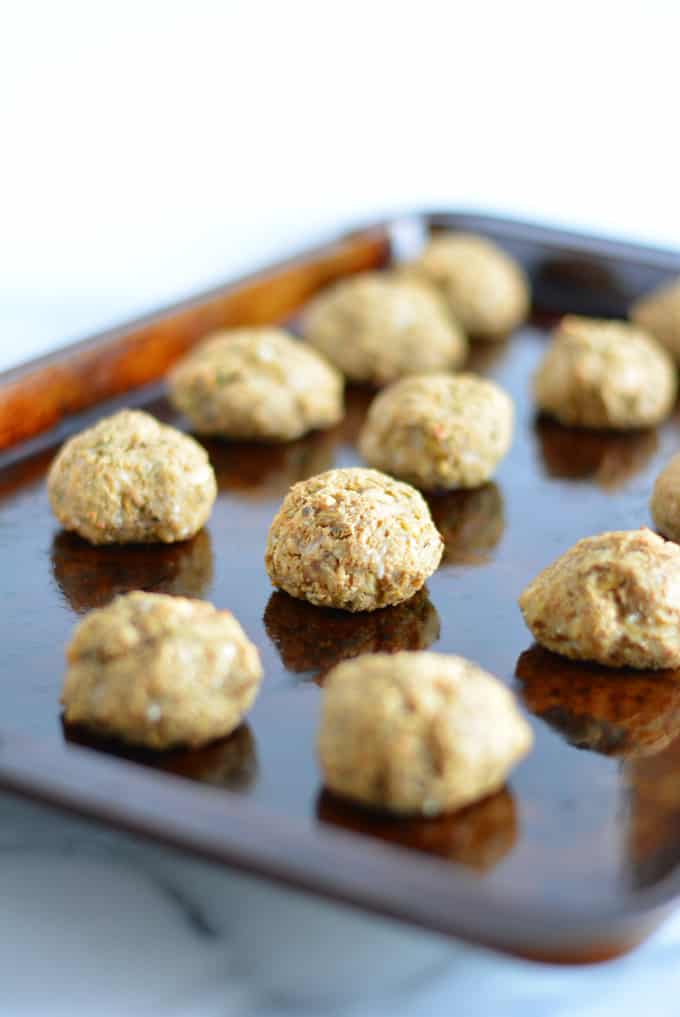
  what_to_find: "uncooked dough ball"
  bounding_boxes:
[533,315,676,430]
[631,277,680,362]
[412,232,529,339]
[358,373,514,490]
[264,467,443,612]
[47,409,217,545]
[317,651,532,816]
[168,327,343,441]
[62,591,262,749]
[302,272,466,385]
[651,454,680,542]
[519,529,680,669]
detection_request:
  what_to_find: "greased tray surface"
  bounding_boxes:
[3,213,680,962]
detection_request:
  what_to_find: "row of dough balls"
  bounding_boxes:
[61,589,532,817]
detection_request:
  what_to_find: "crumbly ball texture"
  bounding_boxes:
[301,273,466,386]
[651,454,680,542]
[317,651,532,816]
[411,233,529,339]
[47,410,217,545]
[168,327,344,441]
[519,529,680,669]
[62,592,263,750]
[533,316,677,430]
[359,373,514,490]
[631,277,680,362]
[264,468,443,612]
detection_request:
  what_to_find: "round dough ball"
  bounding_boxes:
[62,591,262,749]
[412,232,529,339]
[533,315,676,430]
[47,409,217,545]
[631,277,680,362]
[302,272,466,385]
[651,454,680,542]
[264,467,443,612]
[317,651,532,816]
[519,529,680,669]
[358,373,513,490]
[168,327,344,441]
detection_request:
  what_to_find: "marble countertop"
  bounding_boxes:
[1,787,679,1017]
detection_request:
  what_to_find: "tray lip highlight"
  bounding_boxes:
[2,209,680,960]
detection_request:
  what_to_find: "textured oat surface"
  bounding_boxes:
[317,651,532,815]
[302,272,466,385]
[169,327,344,441]
[47,409,217,545]
[651,454,680,542]
[631,276,680,361]
[359,373,514,490]
[62,591,262,749]
[533,315,676,430]
[519,529,680,669]
[265,467,443,612]
[410,232,529,339]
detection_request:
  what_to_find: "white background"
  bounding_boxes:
[2,0,680,371]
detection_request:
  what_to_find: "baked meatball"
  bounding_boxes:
[533,316,676,430]
[47,409,216,545]
[264,468,443,612]
[651,454,680,542]
[631,276,680,362]
[62,592,262,749]
[169,327,343,441]
[519,529,680,669]
[317,651,532,816]
[302,272,466,385]
[411,232,529,339]
[359,373,513,490]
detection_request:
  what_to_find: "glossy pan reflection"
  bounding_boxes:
[51,528,214,613]
[317,787,517,872]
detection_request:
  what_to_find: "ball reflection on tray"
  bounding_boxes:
[264,588,440,680]
[51,528,214,613]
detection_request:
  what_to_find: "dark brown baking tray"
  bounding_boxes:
[2,212,680,964]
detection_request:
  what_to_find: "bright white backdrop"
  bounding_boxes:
[2,0,680,370]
